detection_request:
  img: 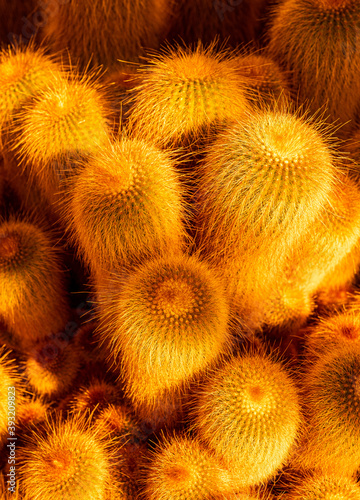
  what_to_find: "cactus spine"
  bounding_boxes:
[127,43,250,147]
[0,349,23,445]
[193,351,301,487]
[19,415,114,500]
[268,0,360,134]
[42,0,173,71]
[68,138,186,274]
[284,473,360,499]
[294,344,360,475]
[0,218,70,348]
[97,254,231,421]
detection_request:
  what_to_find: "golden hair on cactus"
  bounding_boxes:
[284,472,360,499]
[25,337,80,398]
[293,344,360,476]
[68,138,186,274]
[192,350,301,487]
[42,0,173,71]
[0,348,23,446]
[142,434,235,500]
[0,217,70,349]
[70,379,121,416]
[94,403,146,445]
[17,396,49,430]
[0,43,63,142]
[268,0,360,135]
[127,43,250,147]
[235,53,291,108]
[15,72,111,204]
[107,442,147,499]
[97,253,231,419]
[18,414,115,500]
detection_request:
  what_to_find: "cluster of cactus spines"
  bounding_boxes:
[192,350,301,487]
[42,0,173,72]
[283,473,360,499]
[268,0,360,135]
[0,348,23,445]
[294,344,360,476]
[94,403,146,446]
[127,43,251,148]
[16,396,49,430]
[0,218,70,349]
[142,434,235,499]
[195,108,337,327]
[25,337,81,398]
[15,73,111,206]
[67,138,186,275]
[18,415,114,500]
[234,53,291,108]
[97,254,231,421]
[0,44,63,142]
[70,379,121,416]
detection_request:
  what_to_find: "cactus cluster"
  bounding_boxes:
[2,1,360,498]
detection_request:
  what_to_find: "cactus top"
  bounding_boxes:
[285,473,360,499]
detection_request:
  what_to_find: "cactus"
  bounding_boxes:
[18,414,114,500]
[17,396,49,430]
[127,43,250,147]
[25,337,81,398]
[42,0,173,71]
[235,53,291,108]
[284,473,360,499]
[68,138,186,274]
[0,218,70,348]
[268,0,360,135]
[71,379,121,416]
[192,351,301,487]
[293,344,360,475]
[0,44,63,141]
[15,73,111,205]
[0,348,23,445]
[195,109,337,328]
[143,434,235,499]
[94,404,146,445]
[97,254,231,421]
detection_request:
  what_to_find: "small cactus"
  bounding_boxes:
[70,379,121,416]
[0,348,23,445]
[15,73,111,205]
[18,414,114,500]
[192,351,301,487]
[68,138,186,274]
[284,472,360,499]
[268,0,360,135]
[97,254,231,421]
[142,434,234,499]
[0,218,70,348]
[294,344,360,476]
[127,43,250,147]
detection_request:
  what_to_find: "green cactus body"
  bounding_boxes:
[268,0,360,135]
[68,138,186,274]
[19,416,113,500]
[97,254,231,419]
[284,473,360,499]
[294,345,360,475]
[16,74,111,205]
[193,352,301,487]
[195,110,336,328]
[42,0,173,71]
[0,219,70,348]
[143,434,234,500]
[127,44,250,148]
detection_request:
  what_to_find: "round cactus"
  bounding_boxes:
[15,73,111,205]
[97,253,231,419]
[143,434,235,499]
[284,472,360,499]
[68,138,187,275]
[192,351,301,487]
[0,218,70,348]
[94,403,146,445]
[127,43,250,147]
[294,344,360,475]
[42,0,173,71]
[268,0,360,135]
[70,379,121,416]
[18,415,114,500]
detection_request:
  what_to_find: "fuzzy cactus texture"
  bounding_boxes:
[67,138,186,275]
[127,43,250,147]
[268,0,360,135]
[193,351,301,487]
[283,472,360,499]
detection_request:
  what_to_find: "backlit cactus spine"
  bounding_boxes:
[268,0,360,135]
